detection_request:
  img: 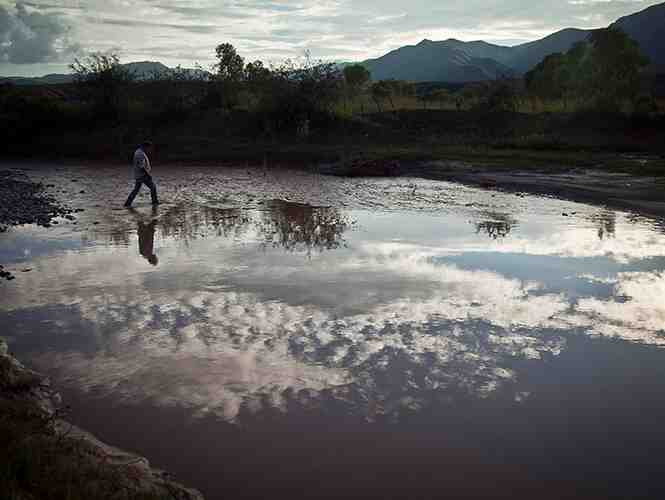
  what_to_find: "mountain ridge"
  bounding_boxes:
[0,61,205,86]
[362,2,664,82]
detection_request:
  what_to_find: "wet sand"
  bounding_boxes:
[421,161,665,219]
[322,159,665,219]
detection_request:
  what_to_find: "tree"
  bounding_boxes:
[429,89,450,109]
[213,43,245,110]
[343,64,371,114]
[257,54,343,133]
[245,60,271,86]
[344,64,371,89]
[214,43,245,81]
[244,60,272,108]
[486,82,519,111]
[525,27,649,111]
[70,52,134,118]
[370,81,395,112]
[588,27,649,109]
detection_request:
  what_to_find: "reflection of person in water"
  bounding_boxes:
[138,220,158,266]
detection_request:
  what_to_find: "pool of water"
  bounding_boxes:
[2,164,665,499]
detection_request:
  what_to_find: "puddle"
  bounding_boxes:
[3,164,665,499]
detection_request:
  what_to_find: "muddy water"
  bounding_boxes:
[3,164,665,499]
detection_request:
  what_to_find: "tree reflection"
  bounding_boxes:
[256,200,349,255]
[475,212,516,240]
[157,206,253,243]
[102,201,350,255]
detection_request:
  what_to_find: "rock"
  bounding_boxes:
[0,339,205,500]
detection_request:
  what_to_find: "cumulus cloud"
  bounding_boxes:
[0,1,79,64]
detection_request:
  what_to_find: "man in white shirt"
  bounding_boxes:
[124,141,159,207]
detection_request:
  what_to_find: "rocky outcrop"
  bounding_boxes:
[0,338,204,500]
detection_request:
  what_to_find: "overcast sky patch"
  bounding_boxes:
[0,0,662,76]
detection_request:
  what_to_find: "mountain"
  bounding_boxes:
[362,2,665,82]
[0,61,208,86]
[123,61,171,78]
[614,2,665,70]
[362,29,590,82]
[508,28,590,73]
[363,39,516,82]
[0,73,75,85]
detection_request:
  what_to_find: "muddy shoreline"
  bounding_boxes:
[4,158,665,220]
[0,339,204,499]
[413,161,665,219]
[314,159,665,219]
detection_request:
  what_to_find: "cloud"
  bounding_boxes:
[5,201,665,423]
[0,1,79,64]
[2,0,663,75]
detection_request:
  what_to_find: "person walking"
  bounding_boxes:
[124,141,159,207]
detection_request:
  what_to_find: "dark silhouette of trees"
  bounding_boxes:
[525,27,649,110]
[588,27,649,109]
[213,43,245,110]
[344,64,371,91]
[252,53,343,134]
[214,43,245,81]
[370,81,395,112]
[70,52,134,118]
[343,64,371,114]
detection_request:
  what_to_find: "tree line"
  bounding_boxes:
[1,25,658,145]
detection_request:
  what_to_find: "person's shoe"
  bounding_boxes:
[123,203,132,208]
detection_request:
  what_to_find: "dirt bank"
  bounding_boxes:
[0,338,204,500]
[321,158,665,219]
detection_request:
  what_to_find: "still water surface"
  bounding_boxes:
[2,165,665,499]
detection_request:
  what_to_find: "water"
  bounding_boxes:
[2,164,665,499]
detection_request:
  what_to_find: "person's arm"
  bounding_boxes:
[142,152,152,175]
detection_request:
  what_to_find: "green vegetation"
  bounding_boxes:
[525,27,651,112]
[0,27,663,171]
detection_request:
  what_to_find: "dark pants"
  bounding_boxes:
[124,175,158,207]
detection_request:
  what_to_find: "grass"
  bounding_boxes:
[3,82,665,176]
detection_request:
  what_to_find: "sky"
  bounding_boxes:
[0,0,662,76]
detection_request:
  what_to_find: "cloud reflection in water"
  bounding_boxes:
[4,200,665,424]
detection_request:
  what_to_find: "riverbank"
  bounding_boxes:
[321,157,665,218]
[0,338,203,500]
[3,154,665,221]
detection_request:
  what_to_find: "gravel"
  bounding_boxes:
[0,170,71,281]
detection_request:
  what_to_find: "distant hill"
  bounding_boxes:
[0,61,208,86]
[362,29,591,83]
[362,2,665,82]
[363,40,516,82]
[508,28,590,74]
[0,73,74,85]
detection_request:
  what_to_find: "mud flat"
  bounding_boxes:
[321,158,665,218]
